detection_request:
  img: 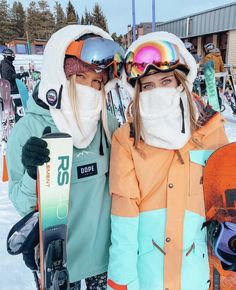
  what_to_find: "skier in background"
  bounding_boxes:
[0,48,28,122]
[184,40,201,65]
[204,43,225,109]
[204,44,225,73]
[107,31,233,290]
[6,25,124,290]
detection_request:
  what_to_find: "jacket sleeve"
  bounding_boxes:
[219,56,225,72]
[203,54,211,64]
[108,128,140,290]
[6,122,37,217]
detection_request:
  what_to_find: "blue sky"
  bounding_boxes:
[8,0,236,34]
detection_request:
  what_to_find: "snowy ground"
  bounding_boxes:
[222,102,236,142]
[0,103,235,290]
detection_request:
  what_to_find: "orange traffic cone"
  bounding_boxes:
[2,153,9,182]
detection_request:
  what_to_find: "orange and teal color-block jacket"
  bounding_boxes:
[107,108,228,290]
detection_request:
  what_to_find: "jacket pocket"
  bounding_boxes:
[182,239,210,289]
[138,238,165,287]
[138,238,155,256]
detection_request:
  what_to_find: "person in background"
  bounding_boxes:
[204,44,224,73]
[204,44,225,108]
[0,48,28,121]
[184,40,201,65]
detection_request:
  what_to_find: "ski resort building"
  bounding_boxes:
[123,2,236,65]
[5,38,47,55]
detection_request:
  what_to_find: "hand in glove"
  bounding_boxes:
[22,72,29,78]
[21,127,51,180]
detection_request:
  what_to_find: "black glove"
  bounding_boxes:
[21,127,51,179]
[22,72,29,78]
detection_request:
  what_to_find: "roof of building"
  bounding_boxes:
[127,2,236,38]
[156,2,236,38]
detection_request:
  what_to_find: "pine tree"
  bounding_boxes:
[66,0,78,24]
[37,0,55,39]
[111,32,123,46]
[25,1,40,42]
[83,7,92,25]
[0,0,11,44]
[91,3,109,32]
[81,15,85,25]
[54,1,66,32]
[10,1,25,39]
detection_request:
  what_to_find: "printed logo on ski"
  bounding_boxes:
[57,156,70,186]
[57,156,70,219]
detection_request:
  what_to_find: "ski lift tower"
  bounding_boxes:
[132,0,136,41]
[152,0,156,32]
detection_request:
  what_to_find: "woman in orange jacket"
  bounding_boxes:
[107,32,229,290]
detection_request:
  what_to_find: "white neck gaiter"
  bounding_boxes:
[50,83,102,149]
[139,86,191,149]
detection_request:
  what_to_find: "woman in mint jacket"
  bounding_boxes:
[6,25,124,289]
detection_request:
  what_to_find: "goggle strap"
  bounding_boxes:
[66,41,84,58]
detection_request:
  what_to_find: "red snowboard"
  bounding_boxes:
[203,142,236,290]
[0,78,15,181]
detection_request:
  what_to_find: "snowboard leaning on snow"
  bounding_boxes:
[0,78,15,181]
[203,142,236,290]
[204,60,220,112]
[38,132,73,290]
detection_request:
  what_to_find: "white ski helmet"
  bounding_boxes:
[204,43,215,53]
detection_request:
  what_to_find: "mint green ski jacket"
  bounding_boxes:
[6,95,118,283]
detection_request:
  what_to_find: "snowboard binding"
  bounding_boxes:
[7,211,70,289]
[202,220,236,271]
[43,237,69,290]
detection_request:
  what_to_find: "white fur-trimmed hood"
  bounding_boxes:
[38,24,113,107]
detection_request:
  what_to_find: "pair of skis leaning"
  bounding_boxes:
[7,133,73,290]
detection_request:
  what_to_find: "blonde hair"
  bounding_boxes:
[130,69,200,149]
[68,75,111,142]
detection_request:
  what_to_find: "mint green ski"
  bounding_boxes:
[204,60,220,112]
[38,133,73,290]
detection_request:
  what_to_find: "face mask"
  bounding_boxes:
[75,83,102,115]
[6,56,15,62]
[139,86,191,149]
[51,83,103,149]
